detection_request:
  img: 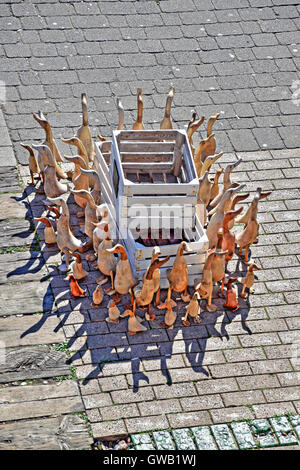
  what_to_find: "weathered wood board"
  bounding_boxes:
[0,280,55,316]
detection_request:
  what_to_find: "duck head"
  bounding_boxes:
[146,255,170,280]
[121,309,135,318]
[106,243,127,260]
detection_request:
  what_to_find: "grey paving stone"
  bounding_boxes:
[231,421,257,450]
[211,424,238,450]
[153,430,175,450]
[131,433,155,450]
[191,426,218,450]
[251,419,278,448]
[270,416,299,446]
[172,428,196,450]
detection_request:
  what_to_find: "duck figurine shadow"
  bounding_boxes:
[77,93,95,163]
[240,263,262,299]
[160,86,174,130]
[20,143,40,186]
[182,292,201,326]
[132,88,145,130]
[131,254,170,322]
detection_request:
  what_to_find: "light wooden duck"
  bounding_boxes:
[236,189,272,226]
[158,241,191,307]
[206,184,246,248]
[33,111,66,180]
[227,193,249,230]
[96,223,117,294]
[182,292,201,326]
[34,217,56,247]
[91,284,104,307]
[161,301,177,329]
[47,196,84,254]
[211,229,227,296]
[131,255,170,322]
[236,188,261,263]
[132,88,145,130]
[240,263,262,299]
[209,167,223,203]
[187,112,205,157]
[63,155,89,217]
[105,244,136,303]
[31,144,68,199]
[106,299,121,324]
[221,207,244,262]
[199,152,223,178]
[209,158,242,212]
[148,246,165,308]
[20,143,40,186]
[70,251,88,280]
[197,170,211,227]
[61,136,90,180]
[77,93,94,163]
[121,307,147,335]
[195,250,226,312]
[194,133,215,169]
[92,203,110,254]
[160,86,174,129]
[117,98,125,130]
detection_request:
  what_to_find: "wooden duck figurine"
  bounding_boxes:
[240,263,262,299]
[195,250,226,312]
[161,301,177,329]
[197,170,212,227]
[31,144,68,199]
[96,223,117,294]
[132,88,145,130]
[199,152,223,178]
[64,274,86,298]
[105,244,136,303]
[149,246,164,308]
[236,188,272,226]
[236,188,261,263]
[106,299,121,324]
[20,143,40,186]
[209,167,223,203]
[91,284,104,307]
[187,112,205,156]
[194,133,216,171]
[159,241,191,307]
[131,255,170,322]
[182,292,201,326]
[77,93,94,163]
[227,193,249,230]
[206,184,246,248]
[33,111,66,180]
[223,277,239,311]
[34,217,56,247]
[209,158,242,212]
[121,307,147,335]
[64,155,89,218]
[221,207,244,262]
[70,251,88,280]
[160,86,174,129]
[47,196,84,254]
[61,136,90,180]
[211,229,227,296]
[117,98,125,130]
[92,203,110,253]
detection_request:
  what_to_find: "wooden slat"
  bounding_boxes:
[115,129,179,141]
[119,142,175,153]
[120,152,174,163]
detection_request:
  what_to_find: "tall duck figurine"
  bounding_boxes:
[209,158,242,212]
[31,145,68,199]
[105,244,136,304]
[209,167,223,204]
[240,263,262,299]
[77,93,94,163]
[160,86,174,129]
[47,196,84,256]
[199,152,223,178]
[236,188,261,263]
[187,112,204,157]
[197,170,212,227]
[158,241,191,307]
[206,184,246,248]
[211,229,227,296]
[96,223,117,294]
[227,193,249,230]
[236,188,272,227]
[61,136,90,181]
[131,255,170,321]
[34,216,56,247]
[64,155,89,218]
[221,207,244,262]
[195,250,227,312]
[182,292,201,326]
[132,88,145,130]
[20,143,40,186]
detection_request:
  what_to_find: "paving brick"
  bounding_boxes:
[253,402,296,419]
[167,411,212,428]
[126,414,169,434]
[237,374,280,391]
[211,407,255,425]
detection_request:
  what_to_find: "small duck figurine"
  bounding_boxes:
[132,88,145,130]
[240,263,262,299]
[195,250,227,312]
[221,206,244,262]
[211,229,227,296]
[34,216,56,247]
[20,143,40,186]
[106,299,121,324]
[96,223,117,294]
[31,145,68,199]
[70,251,88,280]
[159,241,191,307]
[131,254,170,322]
[64,274,86,298]
[161,301,177,329]
[149,246,164,308]
[105,244,136,304]
[182,292,201,326]
[121,306,147,335]
[187,112,205,157]
[77,93,95,163]
[223,277,239,312]
[91,284,104,307]
[236,188,261,263]
[160,86,174,129]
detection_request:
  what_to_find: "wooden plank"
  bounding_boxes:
[124,195,196,206]
[122,162,174,172]
[0,219,35,249]
[119,142,175,153]
[0,255,49,284]
[120,152,174,163]
[123,182,198,196]
[0,346,70,383]
[0,193,28,221]
[0,415,92,450]
[114,129,179,141]
[0,281,55,316]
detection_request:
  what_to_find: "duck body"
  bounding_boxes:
[183,292,201,326]
[222,207,244,262]
[65,274,86,297]
[121,309,147,335]
[106,299,121,323]
[240,263,261,298]
[47,197,83,253]
[32,145,68,199]
[34,217,56,246]
[77,93,94,163]
[160,86,174,129]
[97,238,117,278]
[166,241,191,303]
[105,244,135,302]
[71,252,88,280]
[91,285,103,306]
[162,302,177,329]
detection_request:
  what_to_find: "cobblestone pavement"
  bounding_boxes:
[0,0,300,450]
